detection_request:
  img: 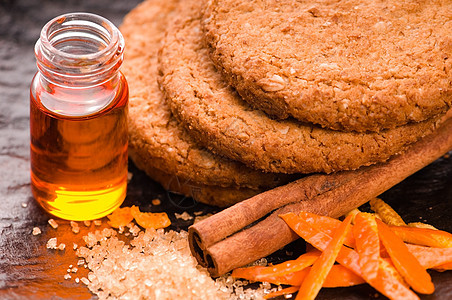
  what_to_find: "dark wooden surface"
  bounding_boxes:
[0,0,451,299]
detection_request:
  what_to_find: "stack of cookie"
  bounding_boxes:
[121,0,451,206]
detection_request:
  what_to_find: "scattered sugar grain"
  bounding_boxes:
[252,258,268,267]
[32,227,41,235]
[126,222,135,229]
[175,211,193,221]
[215,275,276,299]
[93,220,102,226]
[194,211,203,216]
[21,203,28,208]
[71,267,78,273]
[75,277,80,283]
[64,274,71,280]
[84,220,91,227]
[58,243,66,251]
[48,219,58,229]
[88,272,96,282]
[129,224,141,236]
[75,228,274,300]
[70,221,80,234]
[73,243,78,250]
[81,277,90,285]
[77,259,85,266]
[127,172,133,182]
[46,237,57,249]
[151,198,161,205]
[261,282,271,289]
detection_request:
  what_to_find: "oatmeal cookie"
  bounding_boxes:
[121,0,292,205]
[159,1,442,174]
[202,0,452,132]
[130,153,264,207]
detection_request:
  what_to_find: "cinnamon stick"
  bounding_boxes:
[189,117,452,276]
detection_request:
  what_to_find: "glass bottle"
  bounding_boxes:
[30,13,128,221]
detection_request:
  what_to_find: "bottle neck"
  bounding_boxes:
[35,13,124,88]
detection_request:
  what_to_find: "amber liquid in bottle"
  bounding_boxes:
[30,79,128,221]
[30,13,128,220]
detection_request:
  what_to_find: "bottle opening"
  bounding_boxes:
[46,16,112,57]
[36,13,124,80]
[33,12,126,116]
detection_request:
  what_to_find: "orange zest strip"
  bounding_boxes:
[264,286,299,299]
[408,222,438,230]
[257,250,321,278]
[353,213,380,281]
[262,269,309,286]
[296,211,356,248]
[107,206,133,228]
[296,215,353,300]
[322,264,366,287]
[406,244,452,269]
[233,264,365,288]
[280,213,362,277]
[377,219,434,294]
[370,198,406,226]
[369,260,419,300]
[130,205,171,229]
[232,249,321,281]
[270,265,365,287]
[389,225,452,248]
[434,262,452,271]
[281,212,419,300]
[231,251,320,282]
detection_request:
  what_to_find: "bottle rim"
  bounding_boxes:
[35,12,124,82]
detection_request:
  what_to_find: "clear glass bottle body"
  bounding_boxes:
[30,13,128,221]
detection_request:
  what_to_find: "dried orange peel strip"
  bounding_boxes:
[108,206,171,230]
[322,264,366,287]
[408,222,438,230]
[281,212,418,300]
[297,211,355,248]
[107,206,133,228]
[130,205,171,229]
[296,215,353,300]
[280,212,362,276]
[232,250,320,281]
[377,219,434,294]
[370,198,406,226]
[369,259,419,300]
[353,213,380,281]
[233,264,365,287]
[233,205,452,300]
[407,244,452,269]
[264,286,299,299]
[346,208,361,223]
[390,225,452,248]
[434,262,452,271]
